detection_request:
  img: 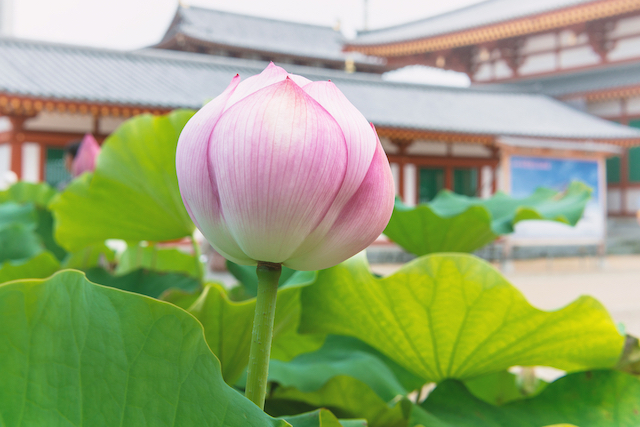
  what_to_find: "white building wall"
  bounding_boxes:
[518,52,556,75]
[0,143,10,176]
[625,96,640,116]
[493,60,513,79]
[99,116,127,134]
[25,111,93,133]
[451,143,493,157]
[473,62,493,81]
[403,163,417,206]
[406,140,447,156]
[607,188,622,213]
[559,46,601,69]
[610,15,640,38]
[608,36,640,61]
[390,162,400,196]
[379,136,399,154]
[481,165,493,199]
[21,142,40,182]
[628,188,640,213]
[521,33,556,54]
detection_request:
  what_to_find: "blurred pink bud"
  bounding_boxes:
[176,63,394,270]
[72,134,101,177]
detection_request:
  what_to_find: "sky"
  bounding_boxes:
[4,0,483,85]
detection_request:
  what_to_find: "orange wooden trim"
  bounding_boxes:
[345,0,640,56]
[21,130,107,147]
[375,126,496,145]
[0,93,173,118]
[39,142,47,182]
[562,84,640,102]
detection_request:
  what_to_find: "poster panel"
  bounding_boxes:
[509,155,604,241]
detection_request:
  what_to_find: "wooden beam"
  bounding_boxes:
[386,154,499,168]
[20,130,107,147]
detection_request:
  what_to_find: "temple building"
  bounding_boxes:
[346,0,640,215]
[1,0,640,253]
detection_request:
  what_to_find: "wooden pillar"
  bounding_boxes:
[444,167,453,191]
[7,116,26,179]
[40,142,47,182]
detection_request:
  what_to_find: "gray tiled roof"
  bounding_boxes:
[160,6,381,65]
[481,61,640,97]
[0,37,638,141]
[351,0,597,46]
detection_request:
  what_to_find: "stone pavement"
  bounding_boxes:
[372,254,640,336]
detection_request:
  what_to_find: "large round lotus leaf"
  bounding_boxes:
[0,270,288,427]
[415,370,640,426]
[300,253,624,383]
[384,182,592,255]
[50,111,196,251]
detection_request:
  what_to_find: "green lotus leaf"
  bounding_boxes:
[0,251,60,283]
[62,242,115,270]
[0,270,288,427]
[50,111,196,252]
[85,267,200,298]
[268,376,412,427]
[268,335,424,402]
[0,202,37,230]
[0,222,43,262]
[415,370,640,426]
[462,370,547,406]
[300,253,624,383]
[284,409,366,427]
[116,244,201,278]
[185,278,324,385]
[384,181,592,255]
[0,181,57,207]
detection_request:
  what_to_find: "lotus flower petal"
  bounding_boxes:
[72,134,101,177]
[176,75,253,264]
[210,78,348,263]
[225,62,289,109]
[286,131,395,270]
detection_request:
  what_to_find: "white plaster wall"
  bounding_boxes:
[610,15,640,38]
[518,52,556,75]
[21,142,39,182]
[25,112,93,132]
[586,100,622,117]
[559,30,588,46]
[451,143,492,157]
[0,143,10,176]
[0,117,10,132]
[406,140,447,156]
[403,163,416,206]
[627,188,640,213]
[608,188,623,213]
[493,60,513,79]
[99,116,127,134]
[390,162,400,196]
[625,96,640,116]
[481,165,492,199]
[608,36,640,62]
[559,46,601,69]
[473,62,493,81]
[379,136,399,154]
[607,188,622,213]
[522,33,557,54]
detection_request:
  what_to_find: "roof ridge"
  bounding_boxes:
[179,5,342,32]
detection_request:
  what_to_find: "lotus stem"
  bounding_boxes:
[245,261,281,409]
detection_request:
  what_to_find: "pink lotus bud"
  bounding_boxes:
[72,134,101,177]
[176,63,394,271]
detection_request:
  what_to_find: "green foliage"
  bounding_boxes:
[50,111,196,251]
[300,253,624,383]
[62,242,115,270]
[227,260,299,297]
[268,335,422,402]
[182,279,324,385]
[0,181,57,206]
[0,251,60,283]
[384,182,592,255]
[85,267,200,298]
[416,370,640,426]
[116,244,201,278]
[463,370,547,405]
[284,409,365,427]
[0,223,43,262]
[0,270,288,427]
[269,375,412,427]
